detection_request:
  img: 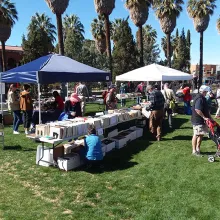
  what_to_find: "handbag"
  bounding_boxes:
[164,91,175,109]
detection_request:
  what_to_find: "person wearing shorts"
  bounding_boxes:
[191,85,211,156]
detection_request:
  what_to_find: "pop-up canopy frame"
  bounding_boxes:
[116,63,193,83]
[1,54,111,123]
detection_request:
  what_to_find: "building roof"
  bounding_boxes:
[0,45,23,52]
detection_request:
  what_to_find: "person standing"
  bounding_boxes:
[76,82,89,116]
[135,82,144,104]
[162,83,176,128]
[215,84,220,118]
[182,86,192,115]
[147,85,165,141]
[8,84,21,134]
[191,85,211,156]
[20,84,33,135]
[106,86,117,110]
[120,83,126,107]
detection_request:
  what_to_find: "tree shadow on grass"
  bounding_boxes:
[77,138,152,174]
[162,135,193,141]
[162,117,189,136]
[3,145,22,151]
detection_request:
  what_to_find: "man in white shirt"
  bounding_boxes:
[162,83,176,128]
[76,82,89,116]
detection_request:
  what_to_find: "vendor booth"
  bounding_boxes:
[0,54,146,170]
[1,53,111,123]
[116,63,193,117]
[116,63,193,82]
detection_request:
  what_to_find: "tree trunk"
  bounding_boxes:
[166,33,171,68]
[198,31,203,90]
[104,14,112,74]
[56,13,66,99]
[1,41,7,71]
[56,13,64,55]
[139,26,144,67]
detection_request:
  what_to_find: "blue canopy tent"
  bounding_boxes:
[1,54,111,83]
[0,54,111,123]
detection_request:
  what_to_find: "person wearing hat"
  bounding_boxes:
[191,85,212,156]
[64,93,82,119]
[147,85,165,141]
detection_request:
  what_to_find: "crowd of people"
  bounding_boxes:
[7,80,220,162]
[7,82,90,135]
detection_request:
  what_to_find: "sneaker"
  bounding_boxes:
[192,151,203,157]
[25,130,30,135]
[13,131,20,134]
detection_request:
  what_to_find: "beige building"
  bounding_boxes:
[190,64,217,78]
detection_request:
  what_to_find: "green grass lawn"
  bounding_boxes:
[1,104,220,219]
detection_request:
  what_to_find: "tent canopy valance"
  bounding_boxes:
[116,64,193,82]
[1,54,111,84]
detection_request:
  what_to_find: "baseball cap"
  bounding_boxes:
[199,85,210,93]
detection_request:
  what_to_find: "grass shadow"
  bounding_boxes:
[3,145,22,151]
[77,138,151,173]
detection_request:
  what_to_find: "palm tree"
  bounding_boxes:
[187,0,216,89]
[125,0,151,67]
[216,16,220,34]
[0,0,18,71]
[153,0,183,68]
[28,13,56,44]
[94,0,115,72]
[91,15,106,54]
[111,17,129,46]
[63,14,85,41]
[140,24,157,45]
[45,0,69,55]
[161,35,174,58]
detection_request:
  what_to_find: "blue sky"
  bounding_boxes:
[8,0,220,64]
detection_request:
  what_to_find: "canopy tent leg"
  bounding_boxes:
[66,83,69,99]
[0,73,3,124]
[38,83,41,124]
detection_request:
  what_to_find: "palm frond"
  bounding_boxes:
[187,0,216,19]
[217,16,220,33]
[0,0,18,26]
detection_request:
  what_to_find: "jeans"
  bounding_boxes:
[23,110,33,128]
[121,99,126,107]
[165,108,172,128]
[137,96,141,104]
[184,101,192,115]
[13,110,21,131]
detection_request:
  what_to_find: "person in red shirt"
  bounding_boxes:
[182,87,192,115]
[53,91,64,111]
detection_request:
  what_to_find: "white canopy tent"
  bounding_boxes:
[116,64,193,82]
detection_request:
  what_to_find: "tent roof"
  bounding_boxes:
[2,54,110,83]
[116,64,193,82]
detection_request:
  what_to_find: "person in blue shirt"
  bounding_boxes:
[84,125,103,169]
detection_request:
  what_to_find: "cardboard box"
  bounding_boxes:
[101,139,115,152]
[3,114,13,125]
[57,153,81,171]
[131,127,143,138]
